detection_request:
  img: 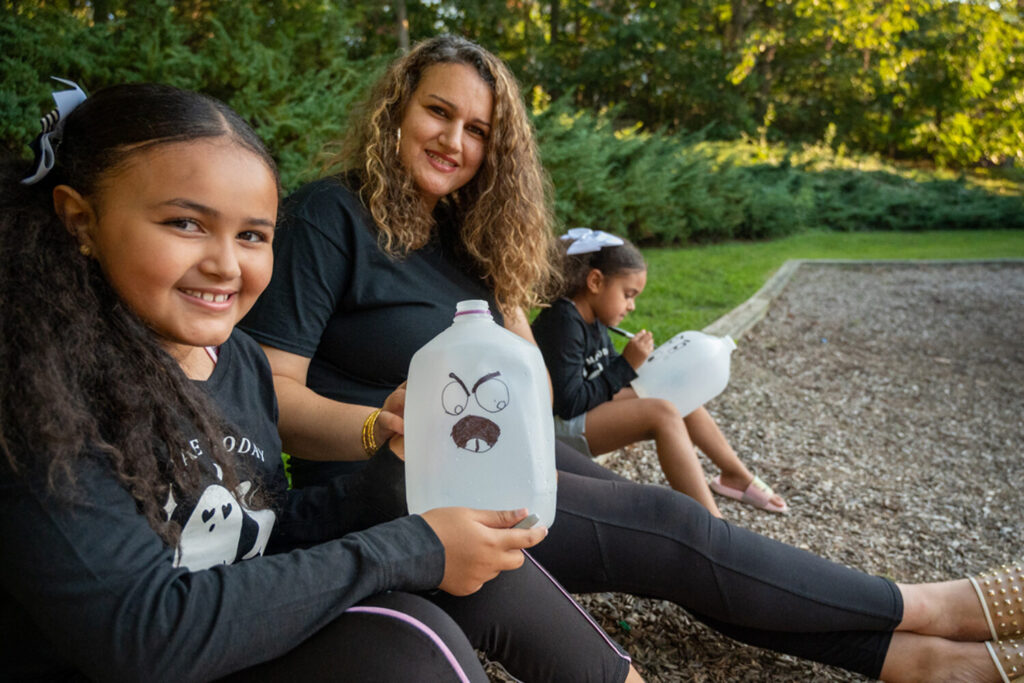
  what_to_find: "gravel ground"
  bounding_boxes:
[492,262,1024,682]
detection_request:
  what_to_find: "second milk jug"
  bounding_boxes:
[404,300,557,527]
[631,330,737,418]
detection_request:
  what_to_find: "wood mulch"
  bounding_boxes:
[491,261,1024,682]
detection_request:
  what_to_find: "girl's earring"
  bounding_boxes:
[79,244,92,257]
[395,128,402,156]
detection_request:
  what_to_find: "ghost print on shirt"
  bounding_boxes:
[163,440,276,572]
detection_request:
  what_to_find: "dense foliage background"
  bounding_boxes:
[3,0,1022,244]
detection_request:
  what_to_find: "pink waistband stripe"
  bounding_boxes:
[343,605,473,683]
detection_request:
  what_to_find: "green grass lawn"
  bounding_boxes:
[625,229,1024,342]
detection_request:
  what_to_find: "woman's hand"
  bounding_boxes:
[420,508,547,596]
[374,381,407,446]
[621,329,654,369]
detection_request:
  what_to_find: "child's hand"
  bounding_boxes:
[622,329,654,369]
[420,508,547,596]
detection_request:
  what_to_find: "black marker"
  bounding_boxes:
[609,326,635,339]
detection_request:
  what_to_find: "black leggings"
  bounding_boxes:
[222,550,631,682]
[532,441,902,678]
[290,442,902,679]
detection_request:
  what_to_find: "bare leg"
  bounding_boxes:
[684,406,787,510]
[584,398,723,517]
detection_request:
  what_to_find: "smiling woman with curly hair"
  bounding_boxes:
[242,34,1020,683]
[323,34,558,316]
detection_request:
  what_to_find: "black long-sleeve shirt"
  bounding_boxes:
[531,298,638,420]
[0,331,442,682]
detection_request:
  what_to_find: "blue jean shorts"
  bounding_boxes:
[553,413,592,457]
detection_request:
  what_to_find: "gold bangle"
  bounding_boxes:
[361,408,382,456]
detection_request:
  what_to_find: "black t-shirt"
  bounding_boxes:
[241,176,500,408]
[240,176,501,485]
[531,298,638,420]
[0,330,442,681]
[169,331,284,570]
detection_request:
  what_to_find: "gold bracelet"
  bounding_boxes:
[361,408,382,456]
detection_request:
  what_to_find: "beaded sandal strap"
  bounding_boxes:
[985,638,1024,683]
[970,563,1024,640]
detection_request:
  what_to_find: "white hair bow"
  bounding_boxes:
[21,77,89,185]
[560,227,625,255]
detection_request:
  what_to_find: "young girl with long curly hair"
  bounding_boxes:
[0,80,638,683]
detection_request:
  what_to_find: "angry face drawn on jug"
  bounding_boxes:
[442,370,509,453]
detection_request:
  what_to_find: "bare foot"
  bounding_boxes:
[898,580,992,641]
[882,634,998,683]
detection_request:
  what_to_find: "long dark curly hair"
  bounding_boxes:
[322,35,560,315]
[0,83,279,545]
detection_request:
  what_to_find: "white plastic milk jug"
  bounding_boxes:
[631,331,737,417]
[404,300,557,527]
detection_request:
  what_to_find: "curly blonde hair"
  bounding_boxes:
[322,35,559,315]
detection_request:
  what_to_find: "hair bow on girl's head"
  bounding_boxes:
[560,227,625,255]
[21,77,88,185]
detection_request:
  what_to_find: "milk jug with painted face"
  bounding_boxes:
[631,330,737,418]
[404,300,557,527]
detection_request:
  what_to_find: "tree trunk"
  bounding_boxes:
[724,0,755,52]
[396,0,409,52]
[550,0,560,44]
[92,0,111,24]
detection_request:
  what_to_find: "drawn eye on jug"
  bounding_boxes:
[442,373,471,415]
[441,370,510,453]
[645,335,690,365]
[471,371,509,412]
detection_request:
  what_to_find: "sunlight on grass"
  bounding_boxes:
[624,230,1024,342]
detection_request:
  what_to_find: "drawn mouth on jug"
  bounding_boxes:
[450,415,502,452]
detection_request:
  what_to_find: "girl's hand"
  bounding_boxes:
[622,329,655,369]
[374,382,407,445]
[420,508,548,596]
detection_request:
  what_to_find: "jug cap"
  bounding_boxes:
[454,300,492,318]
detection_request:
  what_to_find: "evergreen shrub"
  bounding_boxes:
[1,3,384,190]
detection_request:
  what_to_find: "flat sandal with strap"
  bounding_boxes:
[970,562,1024,640]
[987,638,1024,683]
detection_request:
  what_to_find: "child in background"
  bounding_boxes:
[531,228,788,517]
